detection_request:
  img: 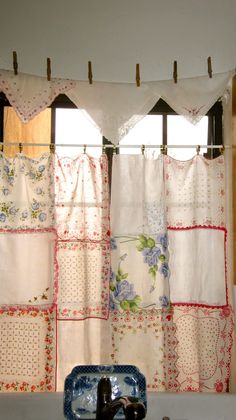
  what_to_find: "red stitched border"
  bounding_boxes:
[55,304,58,392]
[0,304,56,392]
[173,305,234,392]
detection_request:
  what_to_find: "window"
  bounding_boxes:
[55,108,102,158]
[0,93,223,160]
[0,93,51,157]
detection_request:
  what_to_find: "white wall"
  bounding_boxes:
[0,0,236,82]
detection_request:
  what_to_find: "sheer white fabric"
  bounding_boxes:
[168,228,226,306]
[149,71,233,125]
[0,231,55,305]
[0,68,234,143]
[165,155,226,228]
[67,81,158,143]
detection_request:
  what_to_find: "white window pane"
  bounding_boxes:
[167,116,208,160]
[119,115,162,157]
[55,109,102,157]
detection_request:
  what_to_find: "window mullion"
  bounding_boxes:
[103,136,113,193]
[163,114,167,145]
[51,108,56,145]
[0,105,4,143]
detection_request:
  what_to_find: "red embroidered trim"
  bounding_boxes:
[225,306,234,391]
[55,304,58,391]
[168,225,227,232]
[0,228,57,234]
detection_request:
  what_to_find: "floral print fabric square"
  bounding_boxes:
[110,233,170,312]
[111,155,170,311]
[0,153,54,230]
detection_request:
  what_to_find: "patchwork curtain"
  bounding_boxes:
[0,150,234,393]
[0,152,110,392]
[110,153,234,392]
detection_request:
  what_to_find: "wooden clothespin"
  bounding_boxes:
[141,144,145,155]
[88,61,93,84]
[220,145,225,155]
[173,60,178,84]
[136,63,141,87]
[19,142,23,153]
[160,145,167,155]
[13,51,18,75]
[47,58,51,81]
[207,56,213,78]
[88,61,93,85]
[196,145,201,155]
[49,143,55,153]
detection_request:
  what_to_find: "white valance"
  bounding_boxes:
[0,68,234,144]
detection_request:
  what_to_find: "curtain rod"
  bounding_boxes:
[0,142,232,149]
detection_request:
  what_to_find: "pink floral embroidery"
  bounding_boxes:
[183,105,205,117]
[215,381,224,393]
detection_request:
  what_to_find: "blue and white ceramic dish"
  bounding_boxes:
[64,365,147,420]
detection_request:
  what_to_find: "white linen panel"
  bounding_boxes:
[0,231,56,305]
[168,228,226,306]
